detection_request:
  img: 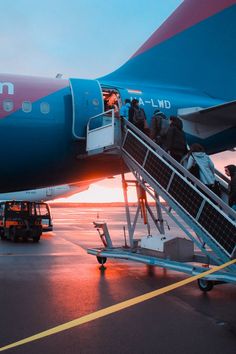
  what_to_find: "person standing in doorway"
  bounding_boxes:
[104,91,119,115]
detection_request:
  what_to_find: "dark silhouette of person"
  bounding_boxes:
[150,109,168,148]
[165,116,187,162]
[128,98,148,134]
[225,164,236,211]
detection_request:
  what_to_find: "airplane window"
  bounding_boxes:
[40,102,50,114]
[3,99,14,112]
[22,101,32,113]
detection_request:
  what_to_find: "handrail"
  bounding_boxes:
[86,109,117,152]
[87,109,114,122]
[121,121,236,260]
[121,118,236,221]
[87,109,115,133]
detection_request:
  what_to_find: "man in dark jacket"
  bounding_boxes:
[128,98,148,134]
[224,164,236,211]
[150,109,168,148]
[165,116,187,162]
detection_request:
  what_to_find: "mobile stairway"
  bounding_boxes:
[86,111,236,291]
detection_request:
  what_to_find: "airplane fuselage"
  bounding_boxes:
[0,73,235,192]
[0,184,89,202]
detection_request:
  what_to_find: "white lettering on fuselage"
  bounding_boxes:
[151,99,158,107]
[0,82,14,95]
[130,96,171,109]
[139,97,144,105]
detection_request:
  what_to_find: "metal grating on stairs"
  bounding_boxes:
[122,127,236,260]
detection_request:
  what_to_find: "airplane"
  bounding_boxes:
[0,184,89,202]
[0,0,235,193]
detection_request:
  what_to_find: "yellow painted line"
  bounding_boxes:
[0,258,235,352]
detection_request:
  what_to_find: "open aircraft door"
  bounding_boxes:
[69,79,103,139]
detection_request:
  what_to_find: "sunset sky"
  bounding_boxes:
[1,0,234,202]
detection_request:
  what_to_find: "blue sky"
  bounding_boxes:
[1,0,182,78]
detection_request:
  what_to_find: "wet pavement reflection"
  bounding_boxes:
[0,206,235,354]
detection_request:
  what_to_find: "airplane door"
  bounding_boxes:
[69,79,103,139]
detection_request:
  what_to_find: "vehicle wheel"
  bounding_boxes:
[10,228,18,243]
[32,228,41,243]
[0,230,6,240]
[96,256,107,265]
[197,279,214,292]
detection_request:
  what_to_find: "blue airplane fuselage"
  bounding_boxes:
[0,0,235,192]
[0,74,234,192]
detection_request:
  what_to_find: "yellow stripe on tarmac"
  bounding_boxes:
[0,258,235,352]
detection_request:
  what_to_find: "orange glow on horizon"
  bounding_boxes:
[56,184,125,203]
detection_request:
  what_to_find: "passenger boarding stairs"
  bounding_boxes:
[86,111,236,275]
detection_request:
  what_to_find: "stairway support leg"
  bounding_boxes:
[122,173,134,248]
[155,191,165,234]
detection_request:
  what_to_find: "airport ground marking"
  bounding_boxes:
[0,258,235,352]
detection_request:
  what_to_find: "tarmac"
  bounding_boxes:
[0,205,236,354]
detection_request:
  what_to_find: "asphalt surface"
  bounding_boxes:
[0,206,236,354]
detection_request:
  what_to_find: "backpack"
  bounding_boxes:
[150,113,168,142]
[158,114,169,137]
[132,107,146,124]
[189,154,200,179]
